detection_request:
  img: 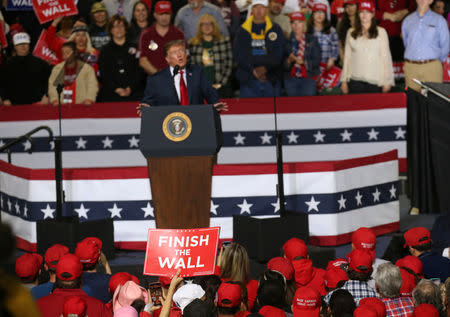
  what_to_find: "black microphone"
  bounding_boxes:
[173,65,180,77]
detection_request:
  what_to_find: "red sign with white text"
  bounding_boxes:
[32,0,78,24]
[443,55,450,82]
[143,227,220,277]
[0,22,7,48]
[33,30,59,65]
[316,63,342,92]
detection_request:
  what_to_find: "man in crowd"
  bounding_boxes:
[234,0,285,97]
[375,263,415,316]
[175,0,229,40]
[138,1,185,75]
[268,0,291,38]
[0,32,51,105]
[15,252,42,289]
[101,0,138,22]
[401,0,449,91]
[37,253,112,317]
[404,227,450,282]
[216,282,244,316]
[412,279,445,314]
[89,2,111,50]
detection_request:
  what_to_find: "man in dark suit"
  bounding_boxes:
[138,40,227,113]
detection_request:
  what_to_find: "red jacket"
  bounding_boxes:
[37,288,112,317]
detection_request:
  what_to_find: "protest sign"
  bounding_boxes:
[144,227,220,277]
[316,63,341,92]
[6,0,33,11]
[33,30,59,65]
[32,0,78,24]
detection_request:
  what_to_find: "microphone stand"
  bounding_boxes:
[269,75,286,217]
[54,83,65,220]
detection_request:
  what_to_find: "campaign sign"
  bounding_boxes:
[443,55,450,82]
[143,227,220,277]
[317,63,341,91]
[32,0,78,24]
[6,0,33,11]
[33,30,59,64]
[393,62,405,80]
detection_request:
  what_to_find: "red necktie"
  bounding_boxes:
[179,69,189,106]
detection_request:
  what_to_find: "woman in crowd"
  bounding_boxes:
[47,16,100,74]
[284,12,321,96]
[188,14,233,98]
[48,42,98,105]
[340,1,394,94]
[88,2,110,50]
[98,15,140,102]
[307,2,339,70]
[128,1,152,46]
[337,0,357,62]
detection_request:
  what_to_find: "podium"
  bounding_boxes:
[140,105,222,228]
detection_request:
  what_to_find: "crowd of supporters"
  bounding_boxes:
[0,0,448,105]
[0,221,449,316]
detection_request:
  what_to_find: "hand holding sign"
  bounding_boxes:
[32,0,78,24]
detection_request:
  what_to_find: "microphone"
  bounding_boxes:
[173,65,180,77]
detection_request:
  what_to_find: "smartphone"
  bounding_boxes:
[149,282,163,306]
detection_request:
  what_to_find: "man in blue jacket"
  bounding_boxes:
[234,0,286,98]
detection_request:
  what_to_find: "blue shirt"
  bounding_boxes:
[31,281,94,300]
[402,9,450,62]
[82,272,112,303]
[419,251,450,282]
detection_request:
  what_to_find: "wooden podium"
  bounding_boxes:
[139,105,222,228]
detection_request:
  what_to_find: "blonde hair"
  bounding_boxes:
[189,14,223,46]
[68,30,95,54]
[219,243,249,283]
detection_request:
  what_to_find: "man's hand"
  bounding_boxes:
[214,102,228,112]
[137,103,150,116]
[52,16,63,27]
[3,99,11,106]
[253,66,267,82]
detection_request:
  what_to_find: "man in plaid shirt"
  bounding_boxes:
[324,249,379,306]
[375,263,414,316]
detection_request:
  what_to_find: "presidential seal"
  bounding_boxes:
[162,112,192,142]
[268,32,277,41]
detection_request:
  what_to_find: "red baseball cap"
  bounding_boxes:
[403,227,431,248]
[63,296,87,317]
[312,2,328,12]
[354,305,378,317]
[352,227,376,260]
[155,1,172,14]
[15,253,43,280]
[259,305,286,317]
[413,304,440,317]
[395,255,423,276]
[326,258,348,271]
[75,238,101,266]
[56,254,83,281]
[159,276,171,288]
[45,244,70,269]
[359,297,386,317]
[267,257,294,281]
[217,282,242,308]
[282,238,307,262]
[292,286,321,317]
[289,12,306,22]
[324,267,348,289]
[398,268,416,297]
[346,249,373,273]
[109,272,140,294]
[358,1,375,12]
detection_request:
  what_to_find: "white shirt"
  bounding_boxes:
[170,66,188,102]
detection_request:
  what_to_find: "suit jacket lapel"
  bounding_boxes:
[166,67,180,105]
[186,65,193,105]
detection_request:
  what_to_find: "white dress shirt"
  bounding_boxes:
[170,66,188,102]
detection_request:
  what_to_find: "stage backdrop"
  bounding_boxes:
[0,94,407,172]
[0,150,399,251]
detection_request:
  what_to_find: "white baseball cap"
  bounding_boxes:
[13,32,30,46]
[172,284,205,312]
[252,0,269,7]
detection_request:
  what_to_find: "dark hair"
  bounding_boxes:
[197,275,222,315]
[351,15,378,39]
[163,40,186,56]
[411,242,432,252]
[218,305,240,315]
[259,270,285,287]
[399,266,421,284]
[131,1,153,27]
[337,4,356,45]
[256,279,285,309]
[62,41,78,55]
[183,298,214,317]
[131,299,146,312]
[329,289,356,316]
[347,268,372,282]
[107,14,129,35]
[82,263,97,271]
[54,276,82,289]
[325,279,347,293]
[307,11,332,35]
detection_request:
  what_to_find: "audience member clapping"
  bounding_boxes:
[412,279,445,315]
[340,1,394,94]
[98,14,141,102]
[307,2,339,69]
[0,32,51,105]
[128,1,152,46]
[48,42,99,105]
[188,14,233,98]
[284,12,321,97]
[88,2,111,50]
[328,289,356,317]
